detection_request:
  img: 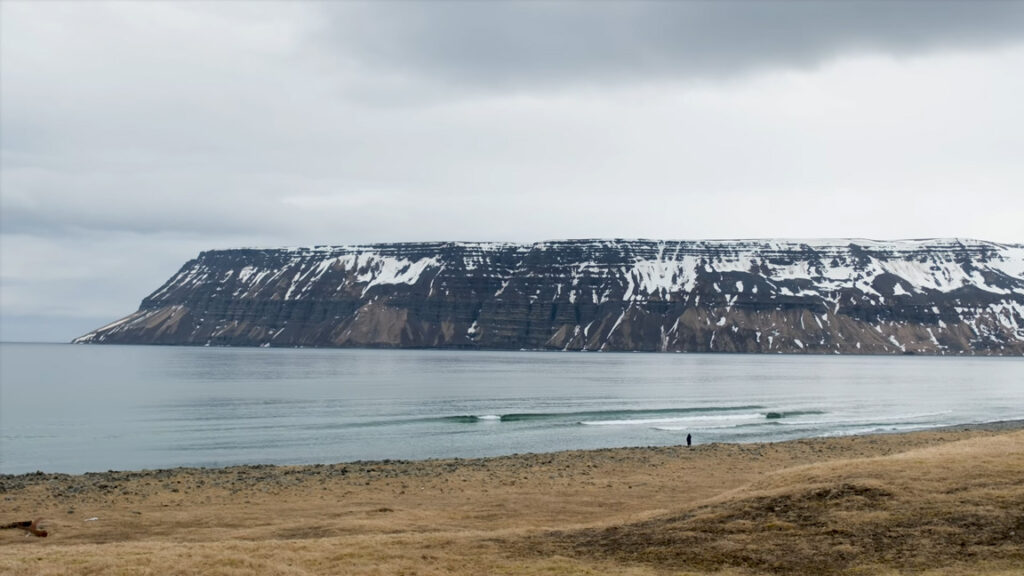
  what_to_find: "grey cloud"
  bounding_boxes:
[323,1,1024,88]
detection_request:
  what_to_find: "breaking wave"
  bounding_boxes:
[438,405,767,425]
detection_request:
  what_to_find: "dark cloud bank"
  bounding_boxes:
[326,1,1024,87]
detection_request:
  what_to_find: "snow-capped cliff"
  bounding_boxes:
[74,239,1024,354]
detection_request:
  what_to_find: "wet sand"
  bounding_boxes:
[3,423,1023,575]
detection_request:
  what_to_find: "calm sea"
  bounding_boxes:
[1,343,1021,475]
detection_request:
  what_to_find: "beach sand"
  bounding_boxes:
[3,423,1023,575]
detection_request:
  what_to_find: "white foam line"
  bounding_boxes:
[580,413,765,427]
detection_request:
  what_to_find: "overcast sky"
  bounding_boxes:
[2,1,1023,342]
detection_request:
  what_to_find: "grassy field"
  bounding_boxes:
[2,426,1022,575]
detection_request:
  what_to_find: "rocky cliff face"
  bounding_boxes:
[74,239,1024,355]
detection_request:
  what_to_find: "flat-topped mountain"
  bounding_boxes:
[74,239,1024,354]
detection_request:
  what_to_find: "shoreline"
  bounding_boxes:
[4,418,1023,480]
[934,417,1024,432]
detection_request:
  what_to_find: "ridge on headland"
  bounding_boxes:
[74,238,1024,354]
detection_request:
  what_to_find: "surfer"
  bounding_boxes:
[686,433,692,447]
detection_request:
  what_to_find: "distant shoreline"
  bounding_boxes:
[58,340,1024,357]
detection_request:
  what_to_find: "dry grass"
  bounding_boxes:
[2,427,1023,575]
[539,433,1024,575]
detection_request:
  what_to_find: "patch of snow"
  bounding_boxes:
[888,335,905,351]
[608,308,628,336]
[357,255,440,296]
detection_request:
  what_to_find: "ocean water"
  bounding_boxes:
[0,343,1021,475]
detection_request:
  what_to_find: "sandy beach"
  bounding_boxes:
[3,423,1023,575]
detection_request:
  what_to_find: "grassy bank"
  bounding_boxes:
[3,425,1022,575]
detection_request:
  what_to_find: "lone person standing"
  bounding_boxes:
[686,433,692,447]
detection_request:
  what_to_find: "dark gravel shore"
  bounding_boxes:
[935,418,1024,432]
[4,420,1022,496]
